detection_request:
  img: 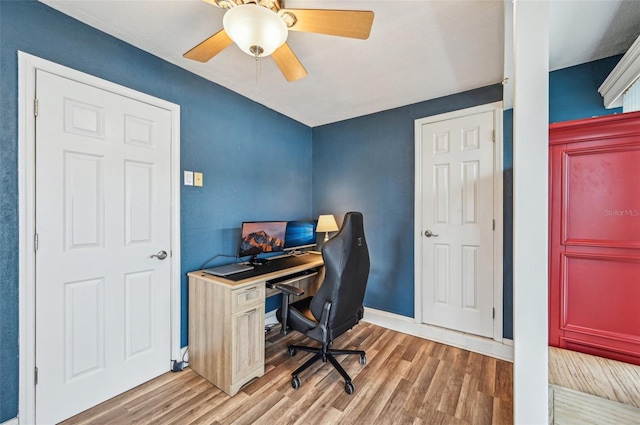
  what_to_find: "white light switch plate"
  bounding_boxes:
[184,171,193,186]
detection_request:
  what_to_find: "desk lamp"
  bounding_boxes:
[316,214,339,242]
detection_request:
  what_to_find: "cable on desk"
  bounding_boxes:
[199,253,240,270]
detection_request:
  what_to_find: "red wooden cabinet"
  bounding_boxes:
[549,112,640,365]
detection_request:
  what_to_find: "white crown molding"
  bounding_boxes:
[599,35,640,109]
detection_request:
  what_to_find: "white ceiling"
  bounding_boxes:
[40,0,640,127]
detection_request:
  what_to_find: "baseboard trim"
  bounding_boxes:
[363,307,514,362]
[1,417,19,425]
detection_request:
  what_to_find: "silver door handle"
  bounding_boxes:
[150,250,168,260]
[424,230,439,238]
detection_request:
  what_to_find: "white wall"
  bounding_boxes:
[512,1,550,423]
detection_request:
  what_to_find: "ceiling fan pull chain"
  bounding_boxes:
[255,54,260,84]
[250,44,264,84]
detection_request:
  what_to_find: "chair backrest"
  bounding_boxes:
[310,212,370,330]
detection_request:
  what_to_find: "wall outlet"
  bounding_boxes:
[194,172,203,187]
[184,171,193,186]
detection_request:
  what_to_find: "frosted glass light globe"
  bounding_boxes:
[223,4,288,57]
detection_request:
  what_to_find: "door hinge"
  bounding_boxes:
[491,130,495,142]
[34,366,38,385]
[492,219,495,231]
[34,98,39,117]
[492,308,495,319]
[34,233,39,251]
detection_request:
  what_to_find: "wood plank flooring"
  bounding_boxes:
[60,322,513,425]
[548,346,640,408]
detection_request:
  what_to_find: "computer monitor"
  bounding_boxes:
[238,221,287,258]
[284,220,318,252]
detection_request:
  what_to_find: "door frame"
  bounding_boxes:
[17,52,182,424]
[414,102,504,342]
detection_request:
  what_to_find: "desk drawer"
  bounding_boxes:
[231,284,264,313]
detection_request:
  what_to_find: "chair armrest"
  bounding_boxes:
[276,284,304,336]
[274,283,305,297]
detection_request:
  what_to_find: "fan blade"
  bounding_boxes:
[271,43,308,82]
[183,29,234,62]
[281,9,374,40]
[202,0,222,7]
[201,0,241,9]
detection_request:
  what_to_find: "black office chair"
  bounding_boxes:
[275,212,370,394]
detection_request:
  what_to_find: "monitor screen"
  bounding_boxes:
[238,221,287,258]
[284,220,318,251]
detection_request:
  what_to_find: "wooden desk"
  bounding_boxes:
[188,255,324,396]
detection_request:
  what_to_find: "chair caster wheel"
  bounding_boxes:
[345,381,355,394]
[288,347,297,357]
[359,354,366,365]
[291,376,301,389]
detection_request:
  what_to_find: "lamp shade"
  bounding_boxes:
[316,215,339,233]
[223,4,288,57]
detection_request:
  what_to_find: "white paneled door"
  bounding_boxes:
[35,70,172,424]
[418,110,495,338]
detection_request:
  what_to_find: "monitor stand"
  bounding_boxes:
[249,257,269,266]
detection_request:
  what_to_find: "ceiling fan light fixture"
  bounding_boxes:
[223,4,288,57]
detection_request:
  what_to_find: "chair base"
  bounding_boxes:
[287,344,366,394]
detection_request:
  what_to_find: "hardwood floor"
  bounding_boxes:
[60,322,513,425]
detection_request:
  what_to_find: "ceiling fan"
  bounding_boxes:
[183,0,374,82]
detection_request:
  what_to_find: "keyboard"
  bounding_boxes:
[222,255,316,281]
[266,268,318,288]
[262,255,311,271]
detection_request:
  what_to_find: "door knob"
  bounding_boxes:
[424,230,439,238]
[150,250,168,260]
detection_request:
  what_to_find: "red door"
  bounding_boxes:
[549,112,640,365]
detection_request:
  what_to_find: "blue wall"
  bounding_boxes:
[549,55,623,123]
[312,86,503,318]
[0,1,311,422]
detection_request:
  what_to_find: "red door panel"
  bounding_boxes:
[562,253,640,338]
[564,147,640,245]
[549,112,640,365]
